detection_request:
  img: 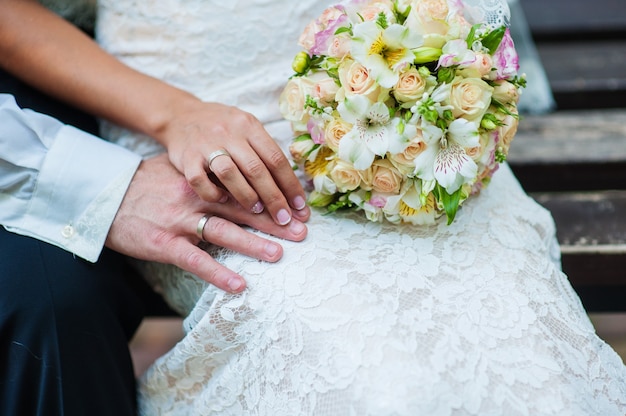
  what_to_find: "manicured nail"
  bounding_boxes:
[227,276,244,293]
[276,209,291,225]
[251,201,264,214]
[265,242,280,257]
[293,195,306,210]
[289,220,305,234]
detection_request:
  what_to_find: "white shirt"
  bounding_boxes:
[0,94,141,262]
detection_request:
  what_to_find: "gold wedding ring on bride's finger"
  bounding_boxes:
[196,214,212,242]
[207,149,231,173]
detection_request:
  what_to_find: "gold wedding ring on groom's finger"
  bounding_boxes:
[196,214,212,242]
[207,149,231,172]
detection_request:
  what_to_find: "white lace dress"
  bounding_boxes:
[93,0,626,414]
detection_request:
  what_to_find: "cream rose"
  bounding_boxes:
[338,59,382,101]
[464,144,483,161]
[313,76,340,106]
[318,5,344,27]
[298,21,319,51]
[492,80,520,105]
[330,159,362,192]
[449,77,494,122]
[358,167,374,191]
[405,0,450,41]
[289,137,316,164]
[416,0,449,21]
[360,1,395,23]
[497,113,519,151]
[459,53,493,79]
[394,67,427,106]
[279,77,314,131]
[328,33,351,59]
[390,133,428,174]
[324,116,352,152]
[371,159,403,194]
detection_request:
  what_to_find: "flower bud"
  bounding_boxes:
[413,47,442,64]
[308,191,336,207]
[480,114,499,130]
[292,51,311,74]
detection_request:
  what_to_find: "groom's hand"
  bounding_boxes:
[105,153,308,293]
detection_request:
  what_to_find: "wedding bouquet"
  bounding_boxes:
[279,0,526,225]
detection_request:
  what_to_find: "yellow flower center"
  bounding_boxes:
[304,146,334,177]
[368,33,405,68]
[369,33,385,56]
[400,193,436,217]
[399,200,418,217]
[383,48,405,67]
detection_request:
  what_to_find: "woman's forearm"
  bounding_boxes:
[0,0,197,144]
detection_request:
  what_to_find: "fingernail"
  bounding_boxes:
[289,220,305,234]
[265,242,280,257]
[293,195,306,210]
[219,194,229,203]
[293,207,309,219]
[227,276,245,293]
[251,201,264,214]
[277,209,291,225]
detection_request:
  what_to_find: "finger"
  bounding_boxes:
[185,162,228,203]
[250,138,309,215]
[168,239,246,293]
[198,215,284,262]
[234,148,293,224]
[202,201,308,242]
[207,151,263,213]
[252,137,308,208]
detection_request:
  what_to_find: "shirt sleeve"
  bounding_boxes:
[0,94,142,262]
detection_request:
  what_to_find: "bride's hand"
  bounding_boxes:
[105,154,308,293]
[159,100,310,226]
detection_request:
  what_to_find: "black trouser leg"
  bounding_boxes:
[0,228,144,416]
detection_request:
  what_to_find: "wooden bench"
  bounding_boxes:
[508,0,626,311]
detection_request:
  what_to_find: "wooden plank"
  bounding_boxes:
[531,191,626,248]
[530,190,626,311]
[508,108,626,192]
[511,109,626,163]
[534,41,626,109]
[519,0,626,39]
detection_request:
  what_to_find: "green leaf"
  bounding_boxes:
[482,26,506,54]
[437,67,455,84]
[465,24,482,49]
[334,26,353,36]
[434,184,463,225]
[376,12,389,29]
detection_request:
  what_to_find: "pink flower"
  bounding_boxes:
[491,29,519,80]
[307,119,326,144]
[369,195,387,208]
[310,7,349,56]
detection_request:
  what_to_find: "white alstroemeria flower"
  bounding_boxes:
[413,118,479,194]
[384,179,438,225]
[337,95,406,170]
[313,174,337,195]
[351,20,423,88]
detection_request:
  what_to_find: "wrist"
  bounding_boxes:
[141,87,202,147]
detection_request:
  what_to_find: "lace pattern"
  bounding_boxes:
[136,161,626,415]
